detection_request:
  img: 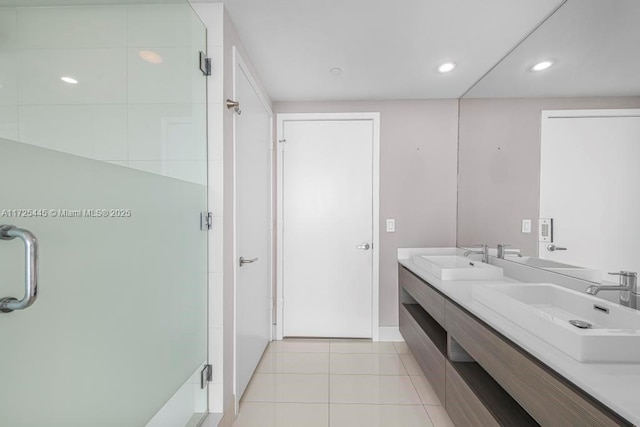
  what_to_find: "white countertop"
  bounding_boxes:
[398,247,640,425]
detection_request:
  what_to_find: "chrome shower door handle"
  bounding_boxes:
[239,256,258,267]
[0,225,39,313]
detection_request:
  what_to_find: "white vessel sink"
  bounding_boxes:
[473,283,640,363]
[412,255,503,281]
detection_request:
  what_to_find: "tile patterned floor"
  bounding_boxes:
[232,339,455,427]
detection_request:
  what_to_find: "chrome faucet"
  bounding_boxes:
[585,271,638,309]
[497,244,523,259]
[463,244,489,263]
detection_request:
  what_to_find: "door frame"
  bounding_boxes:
[275,112,381,341]
[232,46,274,406]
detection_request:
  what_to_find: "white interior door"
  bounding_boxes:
[280,117,375,338]
[540,110,640,281]
[235,52,272,400]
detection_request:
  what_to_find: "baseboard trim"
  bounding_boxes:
[221,397,236,427]
[199,413,223,427]
[378,326,403,341]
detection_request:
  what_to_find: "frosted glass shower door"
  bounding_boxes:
[0,2,209,426]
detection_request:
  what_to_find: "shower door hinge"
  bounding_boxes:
[200,364,213,389]
[201,212,213,230]
[199,51,212,76]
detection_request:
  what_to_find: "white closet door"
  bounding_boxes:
[235,59,272,400]
[282,119,373,338]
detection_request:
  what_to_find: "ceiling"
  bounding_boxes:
[464,0,640,98]
[0,0,192,5]
[223,0,564,101]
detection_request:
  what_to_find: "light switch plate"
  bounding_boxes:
[386,219,395,233]
[522,219,532,233]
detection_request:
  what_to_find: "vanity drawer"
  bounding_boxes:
[445,301,628,427]
[399,303,446,404]
[399,266,445,326]
[445,361,499,427]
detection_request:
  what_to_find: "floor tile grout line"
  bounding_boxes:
[330,373,410,376]
[396,350,444,426]
[408,375,429,406]
[269,351,401,355]
[241,346,445,426]
[261,351,410,376]
[327,350,331,427]
[242,399,428,406]
[398,351,415,377]
[255,372,415,377]
[423,404,438,427]
[257,371,411,376]
[329,403,430,407]
[252,341,440,425]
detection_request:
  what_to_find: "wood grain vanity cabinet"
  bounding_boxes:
[399,302,446,403]
[445,361,499,427]
[398,264,632,427]
[399,266,445,326]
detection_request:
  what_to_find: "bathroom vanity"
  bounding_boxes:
[398,248,640,426]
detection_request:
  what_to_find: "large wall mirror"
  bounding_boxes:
[457,0,640,283]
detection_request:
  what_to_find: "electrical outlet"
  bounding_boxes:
[522,219,532,233]
[386,219,396,233]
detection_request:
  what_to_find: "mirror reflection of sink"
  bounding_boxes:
[412,255,503,281]
[503,256,602,282]
[512,257,581,269]
[473,282,640,363]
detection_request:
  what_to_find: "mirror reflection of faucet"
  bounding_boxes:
[497,244,523,259]
[585,271,638,310]
[463,244,489,263]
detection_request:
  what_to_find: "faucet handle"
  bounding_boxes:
[608,271,638,277]
[470,244,488,250]
[496,244,509,258]
[608,271,638,288]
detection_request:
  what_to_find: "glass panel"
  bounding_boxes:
[0,1,208,425]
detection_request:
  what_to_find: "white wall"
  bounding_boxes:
[274,100,459,327]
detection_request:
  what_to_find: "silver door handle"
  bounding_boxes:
[356,243,371,250]
[547,244,567,252]
[1,225,39,313]
[239,257,258,267]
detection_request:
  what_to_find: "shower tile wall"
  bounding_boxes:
[0,5,207,184]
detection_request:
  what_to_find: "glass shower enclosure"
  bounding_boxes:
[0,1,209,425]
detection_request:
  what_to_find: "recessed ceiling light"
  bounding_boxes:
[139,50,163,64]
[330,67,342,76]
[60,76,78,84]
[438,62,456,73]
[531,60,553,71]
